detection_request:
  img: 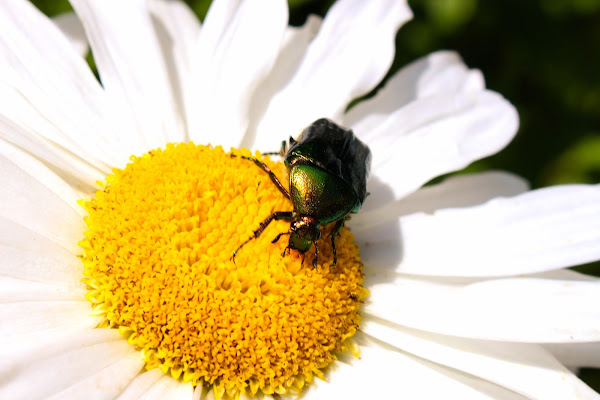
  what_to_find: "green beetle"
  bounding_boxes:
[232,118,371,267]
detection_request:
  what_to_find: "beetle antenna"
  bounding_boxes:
[231,236,254,264]
[231,211,295,263]
[261,140,288,157]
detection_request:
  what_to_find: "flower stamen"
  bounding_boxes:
[80,143,367,398]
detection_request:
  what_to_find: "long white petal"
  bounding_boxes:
[47,353,143,400]
[203,388,273,400]
[342,51,516,201]
[344,51,485,136]
[0,329,142,400]
[149,0,200,60]
[0,0,130,168]
[187,0,288,149]
[356,184,600,277]
[254,0,413,146]
[133,375,193,400]
[0,124,104,193]
[0,277,85,302]
[149,0,201,143]
[70,0,186,150]
[354,170,529,227]
[362,317,599,399]
[544,343,600,369]
[364,270,600,342]
[0,218,83,286]
[365,89,517,200]
[0,259,100,352]
[300,335,527,399]
[0,301,97,345]
[117,369,163,400]
[244,15,322,150]
[0,155,86,254]
[0,139,89,210]
[52,12,88,57]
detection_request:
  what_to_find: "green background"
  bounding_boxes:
[30,0,600,392]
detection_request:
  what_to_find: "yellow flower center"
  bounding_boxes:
[79,143,367,399]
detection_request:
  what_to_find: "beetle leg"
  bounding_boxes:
[272,231,291,243]
[330,219,345,267]
[232,211,294,263]
[312,241,319,268]
[231,154,290,199]
[282,247,290,258]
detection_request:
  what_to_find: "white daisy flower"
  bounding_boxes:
[1,0,599,399]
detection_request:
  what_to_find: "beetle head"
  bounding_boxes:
[288,215,321,253]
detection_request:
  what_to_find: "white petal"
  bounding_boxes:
[0,329,141,400]
[364,271,600,342]
[134,375,193,400]
[362,317,599,399]
[244,15,322,149]
[532,268,600,282]
[344,51,485,135]
[356,184,600,277]
[0,139,89,211]
[187,0,288,149]
[203,388,273,400]
[149,0,200,58]
[254,0,413,147]
[117,369,164,400]
[47,352,143,400]
[149,0,201,143]
[0,123,104,193]
[0,301,98,346]
[70,0,186,150]
[0,0,130,169]
[193,385,202,400]
[0,154,86,254]
[543,343,600,369]
[52,12,88,57]
[0,218,83,286]
[341,51,515,201]
[365,89,518,200]
[354,170,529,227]
[301,335,527,399]
[0,277,85,302]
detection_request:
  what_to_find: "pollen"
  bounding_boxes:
[79,143,367,399]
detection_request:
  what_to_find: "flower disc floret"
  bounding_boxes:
[80,143,367,399]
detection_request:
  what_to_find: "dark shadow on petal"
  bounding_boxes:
[349,175,404,276]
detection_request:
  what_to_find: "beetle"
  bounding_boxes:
[232,118,371,268]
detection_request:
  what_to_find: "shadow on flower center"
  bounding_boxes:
[79,143,367,399]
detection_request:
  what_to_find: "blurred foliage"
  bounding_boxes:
[29,0,70,15]
[29,0,600,392]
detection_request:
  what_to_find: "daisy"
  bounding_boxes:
[1,0,599,399]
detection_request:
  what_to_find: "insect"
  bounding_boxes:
[232,118,371,267]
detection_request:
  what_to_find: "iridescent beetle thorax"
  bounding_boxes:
[288,163,359,225]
